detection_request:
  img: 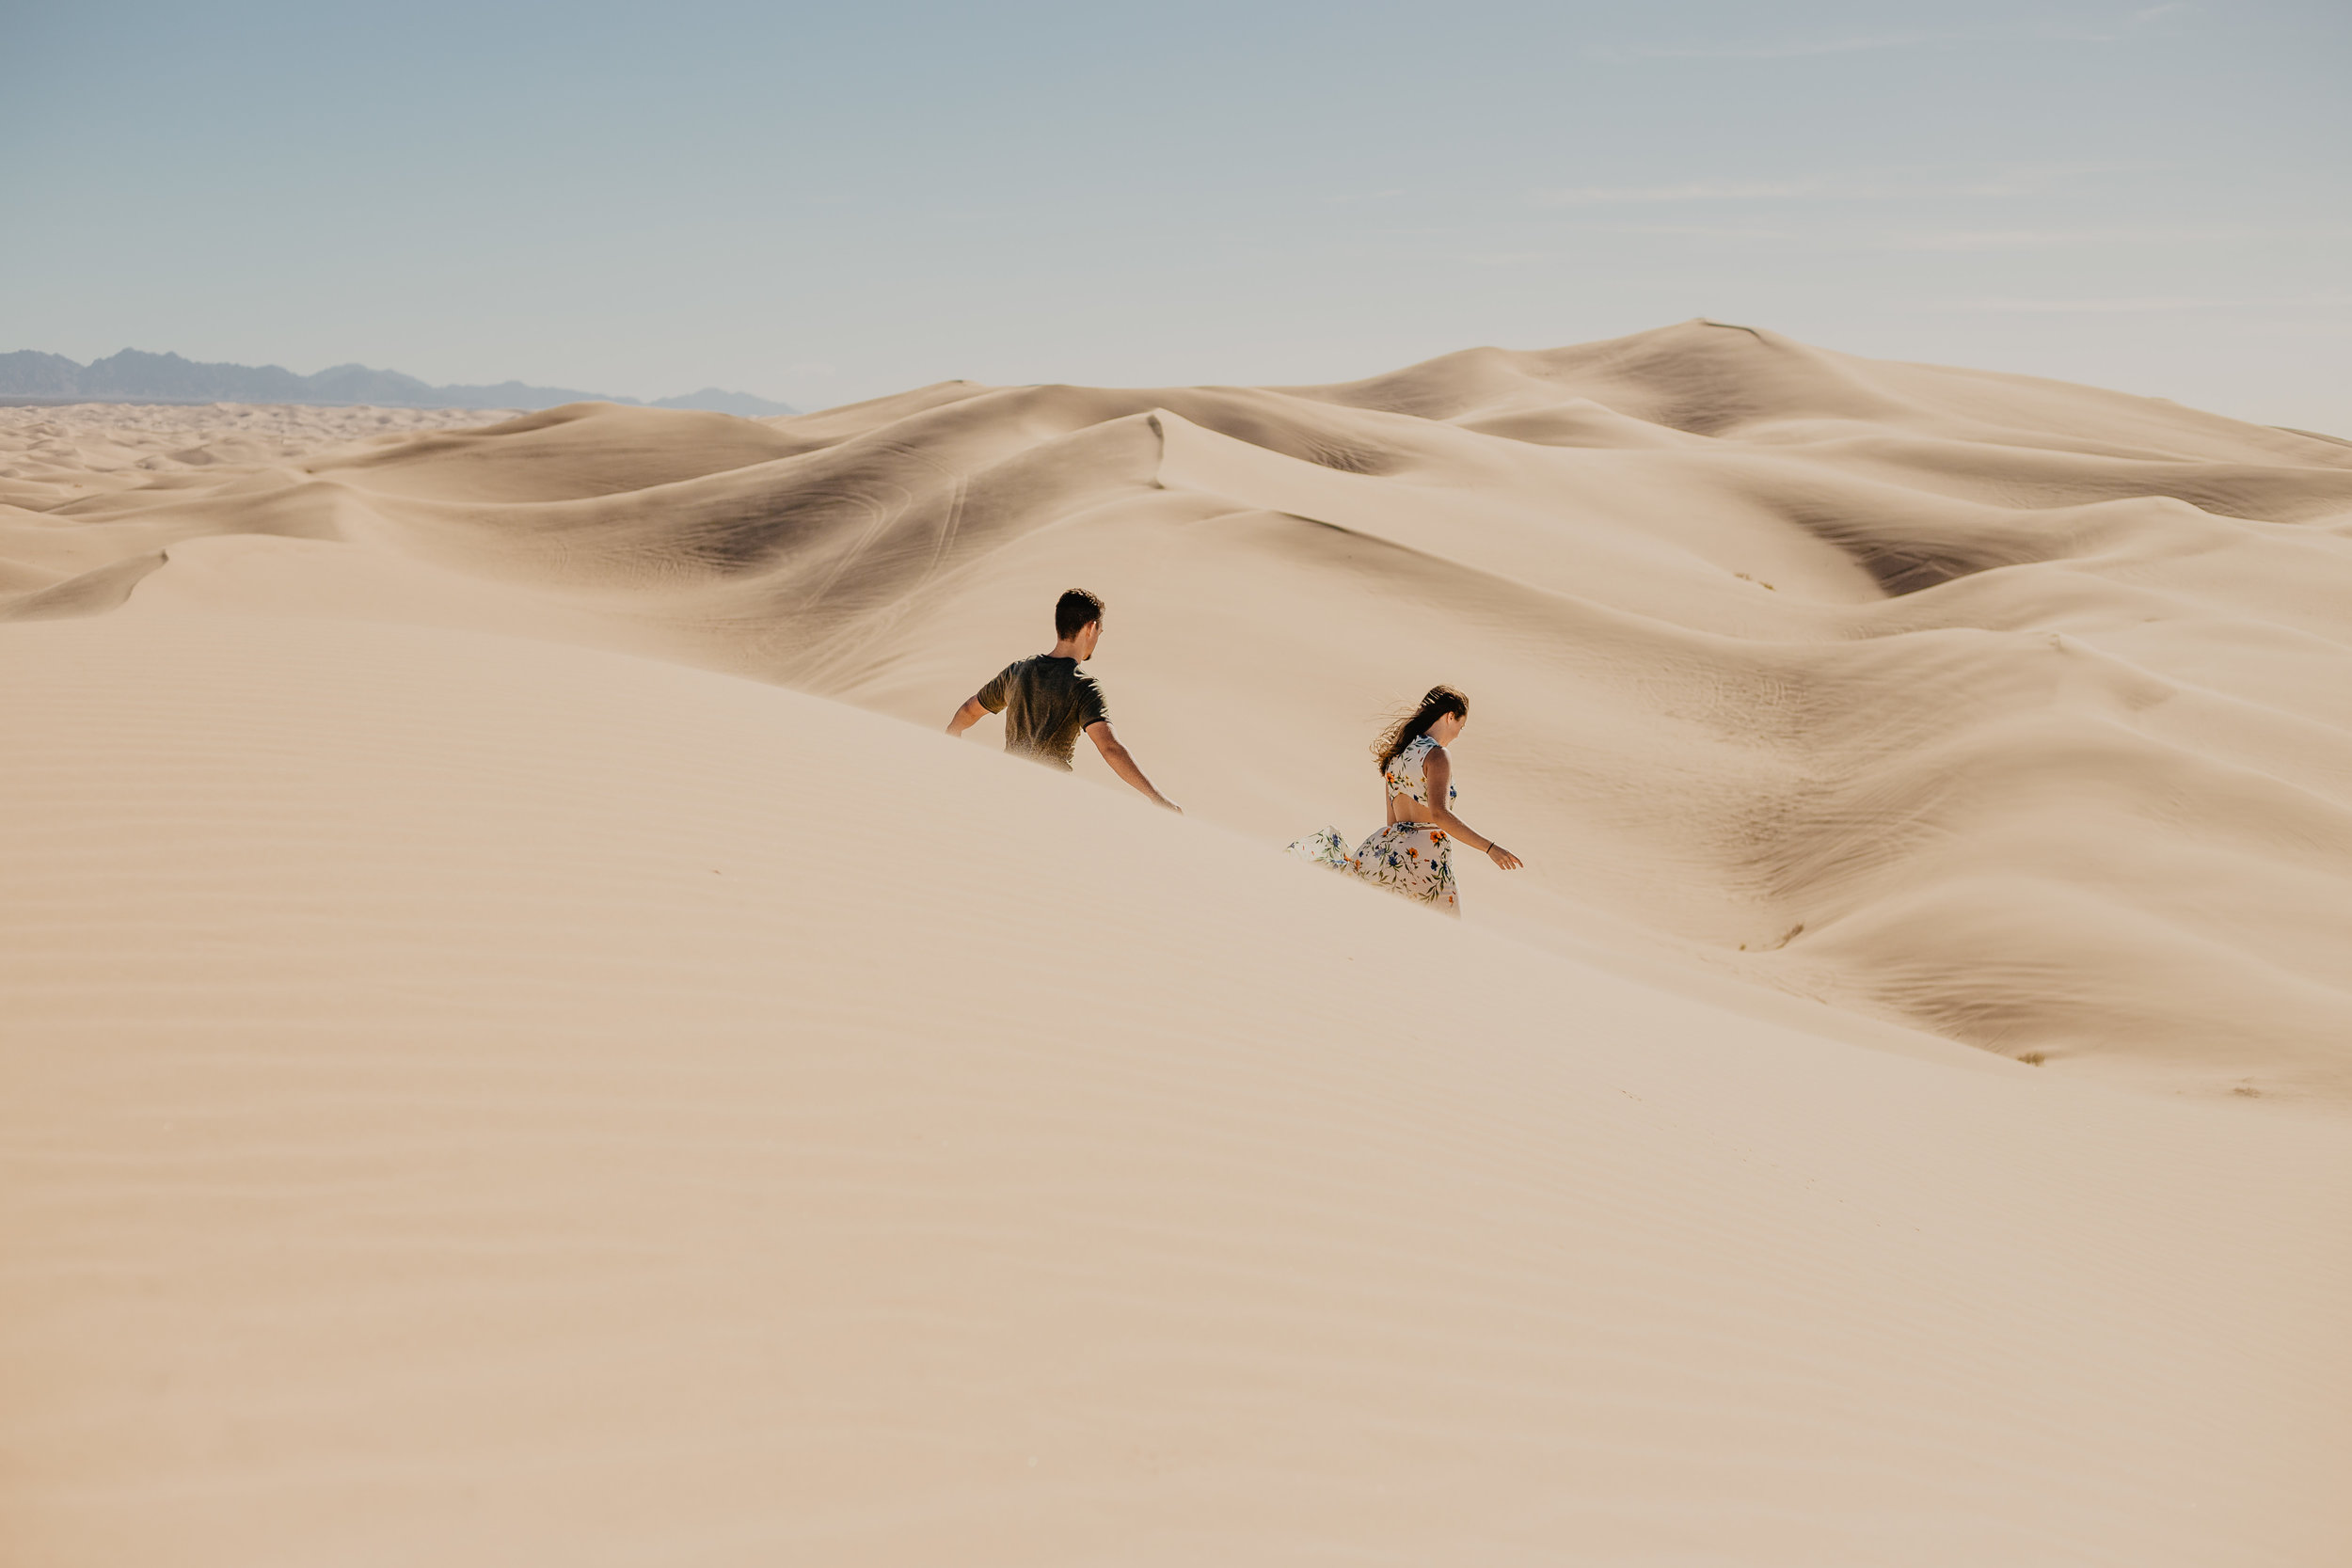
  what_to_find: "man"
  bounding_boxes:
[947,589,1181,813]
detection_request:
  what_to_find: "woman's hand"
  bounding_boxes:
[1486,843,1523,871]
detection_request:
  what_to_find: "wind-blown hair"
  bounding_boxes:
[1055,589,1105,640]
[1373,685,1469,770]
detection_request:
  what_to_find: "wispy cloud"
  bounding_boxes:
[1461,222,1794,259]
[1602,32,1959,61]
[1889,210,2344,249]
[1935,296,2217,314]
[1597,5,2193,62]
[1937,289,2347,316]
[1530,162,2164,209]
[1532,178,1832,207]
[1885,222,2257,250]
[1947,160,2169,197]
[1462,251,1560,268]
[1572,221,1794,240]
[1890,230,2097,251]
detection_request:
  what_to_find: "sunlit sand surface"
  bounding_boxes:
[5,322,2349,1563]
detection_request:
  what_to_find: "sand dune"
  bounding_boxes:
[0,403,517,615]
[5,323,2352,1561]
[9,321,2349,1096]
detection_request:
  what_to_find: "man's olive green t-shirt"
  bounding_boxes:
[975,655,1109,771]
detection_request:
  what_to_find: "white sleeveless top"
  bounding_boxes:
[1383,736,1457,809]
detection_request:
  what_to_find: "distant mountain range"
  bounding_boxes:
[0,349,797,417]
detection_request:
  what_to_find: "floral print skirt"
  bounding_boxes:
[1286,822,1459,915]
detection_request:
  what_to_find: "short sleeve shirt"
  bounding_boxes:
[975,655,1110,771]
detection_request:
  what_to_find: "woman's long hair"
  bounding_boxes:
[1373,685,1469,770]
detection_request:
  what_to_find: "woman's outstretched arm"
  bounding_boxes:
[1422,747,1524,870]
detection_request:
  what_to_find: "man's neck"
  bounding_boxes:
[1048,640,1085,660]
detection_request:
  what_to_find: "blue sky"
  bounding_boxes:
[6,1,2346,429]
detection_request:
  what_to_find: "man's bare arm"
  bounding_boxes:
[946,696,990,737]
[1085,721,1181,813]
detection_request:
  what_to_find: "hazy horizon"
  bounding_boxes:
[7,0,2345,431]
[0,345,795,415]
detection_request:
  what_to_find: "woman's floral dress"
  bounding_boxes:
[1286,736,1461,914]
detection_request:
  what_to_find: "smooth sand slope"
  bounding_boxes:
[4,610,2345,1566]
[4,324,2352,1561]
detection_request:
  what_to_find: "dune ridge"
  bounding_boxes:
[8,321,2350,1096]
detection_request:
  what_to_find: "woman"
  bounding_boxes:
[1290,685,1522,914]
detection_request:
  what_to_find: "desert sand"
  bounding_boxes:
[4,322,2350,1563]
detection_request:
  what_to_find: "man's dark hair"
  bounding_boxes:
[1055,588,1105,641]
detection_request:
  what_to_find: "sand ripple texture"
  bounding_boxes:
[8,322,2351,1101]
